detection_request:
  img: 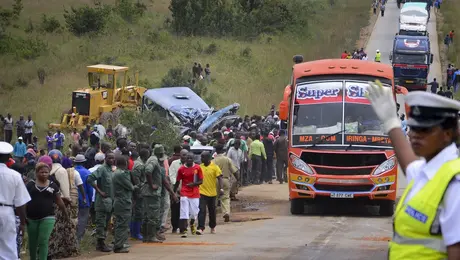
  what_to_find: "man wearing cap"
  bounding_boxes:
[13,137,26,163]
[74,154,93,244]
[87,152,115,252]
[0,141,31,260]
[367,81,460,259]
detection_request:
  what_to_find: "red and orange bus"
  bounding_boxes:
[279,57,407,216]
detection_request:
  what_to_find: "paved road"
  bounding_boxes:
[86,2,442,259]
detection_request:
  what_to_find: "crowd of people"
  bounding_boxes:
[0,105,289,258]
[340,48,369,61]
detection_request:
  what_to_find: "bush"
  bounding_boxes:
[241,47,252,58]
[41,15,60,33]
[114,0,147,23]
[138,78,156,89]
[0,35,47,59]
[119,110,181,152]
[24,18,33,33]
[64,3,111,36]
[204,42,218,55]
[160,65,193,87]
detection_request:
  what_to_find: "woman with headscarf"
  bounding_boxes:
[47,150,79,259]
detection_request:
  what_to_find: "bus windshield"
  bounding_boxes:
[393,53,428,64]
[292,81,390,147]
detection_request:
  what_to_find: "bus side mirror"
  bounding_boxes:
[430,54,434,64]
[279,101,289,121]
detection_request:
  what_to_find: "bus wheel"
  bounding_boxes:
[290,199,304,215]
[379,200,395,216]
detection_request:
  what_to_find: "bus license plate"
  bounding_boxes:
[405,80,414,83]
[330,193,354,199]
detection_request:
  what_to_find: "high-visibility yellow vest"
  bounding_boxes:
[388,158,460,260]
[375,52,381,62]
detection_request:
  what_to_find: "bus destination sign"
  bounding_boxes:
[292,134,342,146]
[344,135,392,146]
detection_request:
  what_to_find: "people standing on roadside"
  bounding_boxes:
[16,115,25,140]
[213,144,238,222]
[174,152,203,238]
[3,113,13,143]
[428,78,439,94]
[26,162,67,260]
[449,30,455,43]
[375,50,381,62]
[447,64,455,87]
[205,64,211,83]
[24,115,34,145]
[262,132,274,184]
[197,151,223,235]
[74,154,93,245]
[445,86,453,99]
[366,81,460,260]
[53,130,65,151]
[0,141,30,260]
[112,155,134,253]
[13,137,26,163]
[437,86,446,96]
[131,148,149,240]
[274,129,288,184]
[87,152,115,252]
[341,51,348,59]
[380,1,386,16]
[168,149,188,233]
[142,147,164,243]
[372,0,378,14]
[227,140,244,200]
[249,133,266,184]
[192,62,198,78]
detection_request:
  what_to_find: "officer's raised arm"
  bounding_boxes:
[366,81,418,173]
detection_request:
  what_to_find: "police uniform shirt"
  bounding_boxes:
[0,163,31,260]
[404,143,460,246]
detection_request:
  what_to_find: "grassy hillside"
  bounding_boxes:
[0,0,372,137]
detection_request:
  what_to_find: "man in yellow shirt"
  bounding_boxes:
[249,133,266,185]
[197,151,223,235]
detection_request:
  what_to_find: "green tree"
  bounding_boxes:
[114,0,147,23]
[119,110,181,153]
[63,3,111,36]
[160,65,193,87]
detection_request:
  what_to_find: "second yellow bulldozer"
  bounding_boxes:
[49,64,146,130]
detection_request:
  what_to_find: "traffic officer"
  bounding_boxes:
[112,155,133,253]
[375,49,381,62]
[87,152,115,252]
[366,81,460,259]
[0,141,31,260]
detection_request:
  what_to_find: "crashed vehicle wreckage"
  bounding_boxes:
[142,87,240,135]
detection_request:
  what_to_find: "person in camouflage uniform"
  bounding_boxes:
[87,153,115,252]
[112,155,134,253]
[130,148,150,240]
[141,148,163,243]
[153,144,178,241]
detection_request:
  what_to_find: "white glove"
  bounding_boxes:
[366,80,401,133]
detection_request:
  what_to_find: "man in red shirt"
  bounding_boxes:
[341,50,348,59]
[174,153,203,238]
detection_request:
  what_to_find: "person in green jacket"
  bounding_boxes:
[141,149,163,243]
[112,155,134,253]
[130,148,150,240]
[87,152,115,252]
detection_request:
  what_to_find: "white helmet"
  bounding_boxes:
[376,49,380,52]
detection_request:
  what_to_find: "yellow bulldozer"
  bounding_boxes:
[49,64,146,130]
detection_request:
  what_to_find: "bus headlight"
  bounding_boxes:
[289,154,314,175]
[372,156,396,176]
